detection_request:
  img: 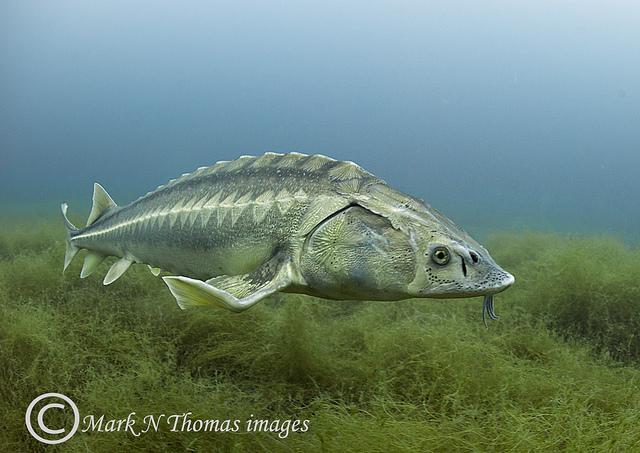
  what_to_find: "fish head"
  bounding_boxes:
[299,203,514,303]
[351,183,515,302]
[407,227,515,299]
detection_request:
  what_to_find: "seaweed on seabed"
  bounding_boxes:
[487,232,640,363]
[1,219,640,451]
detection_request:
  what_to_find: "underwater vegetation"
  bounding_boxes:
[1,219,640,451]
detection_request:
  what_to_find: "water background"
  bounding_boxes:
[2,0,638,241]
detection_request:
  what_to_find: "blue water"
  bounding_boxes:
[2,1,638,240]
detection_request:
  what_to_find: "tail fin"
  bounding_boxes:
[61,202,80,272]
[61,183,118,273]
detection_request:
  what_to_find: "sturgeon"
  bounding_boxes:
[61,152,514,323]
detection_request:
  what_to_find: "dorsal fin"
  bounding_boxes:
[87,183,117,226]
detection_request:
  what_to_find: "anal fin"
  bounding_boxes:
[163,254,292,312]
[81,252,106,278]
[103,257,133,285]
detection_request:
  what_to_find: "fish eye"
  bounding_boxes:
[431,246,450,265]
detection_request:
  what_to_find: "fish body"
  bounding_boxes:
[62,152,514,318]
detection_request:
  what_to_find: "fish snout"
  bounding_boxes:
[503,272,515,286]
[452,243,515,293]
[484,269,515,294]
[498,271,515,291]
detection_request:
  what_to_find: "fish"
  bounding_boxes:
[61,152,514,323]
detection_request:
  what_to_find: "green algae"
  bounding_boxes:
[1,220,639,451]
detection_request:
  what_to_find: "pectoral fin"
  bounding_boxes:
[162,254,292,312]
